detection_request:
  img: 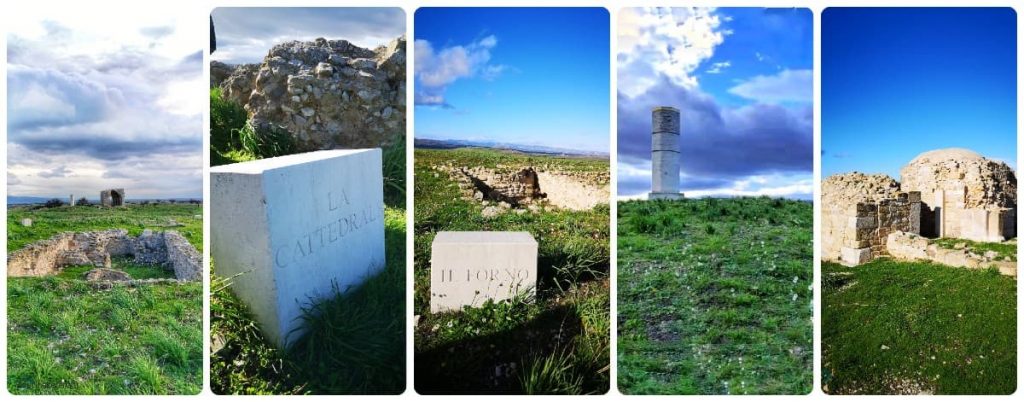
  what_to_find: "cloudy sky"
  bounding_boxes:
[7,5,204,199]
[210,8,406,65]
[823,8,1016,178]
[415,8,610,154]
[617,8,813,199]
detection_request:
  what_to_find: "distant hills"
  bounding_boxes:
[8,196,202,205]
[415,138,609,158]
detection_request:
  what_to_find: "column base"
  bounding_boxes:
[649,192,684,200]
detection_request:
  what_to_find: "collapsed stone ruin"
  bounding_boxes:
[211,35,406,151]
[822,148,1016,269]
[7,229,202,281]
[100,188,125,207]
[436,164,610,212]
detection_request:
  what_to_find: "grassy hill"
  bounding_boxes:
[617,197,813,394]
[413,148,610,394]
[822,258,1016,394]
[7,204,203,394]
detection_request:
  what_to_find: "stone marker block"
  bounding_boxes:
[430,231,537,313]
[211,149,385,347]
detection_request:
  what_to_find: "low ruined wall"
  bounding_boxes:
[7,229,202,281]
[439,165,609,211]
[887,231,1016,276]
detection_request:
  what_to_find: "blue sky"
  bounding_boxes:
[415,8,610,154]
[823,8,1017,178]
[617,8,813,199]
[7,5,203,198]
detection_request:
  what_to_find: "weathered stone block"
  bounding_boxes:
[430,231,537,313]
[840,247,872,266]
[848,216,877,229]
[211,149,385,347]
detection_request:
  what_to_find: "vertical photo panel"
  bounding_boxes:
[208,7,407,394]
[821,7,1017,395]
[616,7,814,395]
[6,5,204,395]
[412,7,612,395]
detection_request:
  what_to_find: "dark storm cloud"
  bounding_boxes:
[618,75,813,178]
[16,133,201,161]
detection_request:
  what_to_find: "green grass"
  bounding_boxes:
[7,204,203,394]
[210,207,407,394]
[617,197,813,395]
[7,203,202,253]
[7,278,202,394]
[56,257,177,281]
[413,148,610,394]
[932,238,1017,261]
[822,258,1016,394]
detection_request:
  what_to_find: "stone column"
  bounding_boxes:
[69,194,75,206]
[649,106,682,200]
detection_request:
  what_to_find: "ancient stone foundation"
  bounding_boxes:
[437,164,609,211]
[886,231,1016,277]
[7,229,202,281]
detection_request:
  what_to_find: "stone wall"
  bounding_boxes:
[7,229,202,281]
[213,36,406,151]
[821,173,921,265]
[437,164,610,211]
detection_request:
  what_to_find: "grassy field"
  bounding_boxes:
[617,197,813,395]
[414,148,610,394]
[822,258,1016,395]
[7,204,203,395]
[7,203,202,253]
[208,89,407,394]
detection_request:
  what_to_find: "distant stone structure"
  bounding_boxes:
[822,148,1016,266]
[100,188,125,207]
[650,106,682,200]
[69,194,75,206]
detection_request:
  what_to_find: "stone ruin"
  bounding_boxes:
[822,148,1016,269]
[900,148,1016,241]
[100,188,125,207]
[7,229,202,281]
[435,163,610,213]
[211,35,406,151]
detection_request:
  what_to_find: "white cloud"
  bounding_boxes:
[705,61,731,74]
[415,35,505,107]
[618,7,727,98]
[7,6,203,198]
[728,69,813,104]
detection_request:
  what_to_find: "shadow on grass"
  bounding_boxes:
[415,305,588,394]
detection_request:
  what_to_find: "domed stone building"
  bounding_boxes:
[822,148,1016,266]
[899,148,1016,241]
